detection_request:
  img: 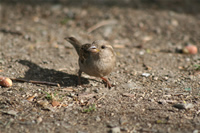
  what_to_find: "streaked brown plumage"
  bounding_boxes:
[65,37,116,88]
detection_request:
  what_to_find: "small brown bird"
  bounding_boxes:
[65,37,116,88]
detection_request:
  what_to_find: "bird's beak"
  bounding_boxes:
[88,45,100,53]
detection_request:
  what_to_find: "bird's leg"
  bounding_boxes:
[78,70,82,85]
[100,77,112,89]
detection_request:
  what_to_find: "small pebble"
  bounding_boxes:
[170,19,179,26]
[96,116,101,122]
[37,117,43,124]
[80,99,84,104]
[70,93,75,97]
[142,36,152,42]
[120,117,128,125]
[153,76,158,80]
[185,58,190,62]
[111,127,121,133]
[139,51,145,55]
[142,73,150,77]
[74,111,78,115]
[164,77,169,80]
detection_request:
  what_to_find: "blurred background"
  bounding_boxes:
[1,0,200,14]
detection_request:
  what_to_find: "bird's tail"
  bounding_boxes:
[65,37,82,55]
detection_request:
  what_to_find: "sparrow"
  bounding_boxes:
[65,37,116,88]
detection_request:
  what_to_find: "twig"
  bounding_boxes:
[0,28,23,36]
[95,93,106,102]
[87,20,117,33]
[11,78,60,87]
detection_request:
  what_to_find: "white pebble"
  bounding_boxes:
[142,73,150,77]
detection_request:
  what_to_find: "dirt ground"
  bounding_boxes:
[0,0,200,133]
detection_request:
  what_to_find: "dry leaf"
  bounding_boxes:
[52,100,60,107]
[27,93,38,101]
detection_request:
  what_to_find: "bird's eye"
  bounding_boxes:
[101,45,106,49]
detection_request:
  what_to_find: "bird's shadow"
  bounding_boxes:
[17,60,89,87]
